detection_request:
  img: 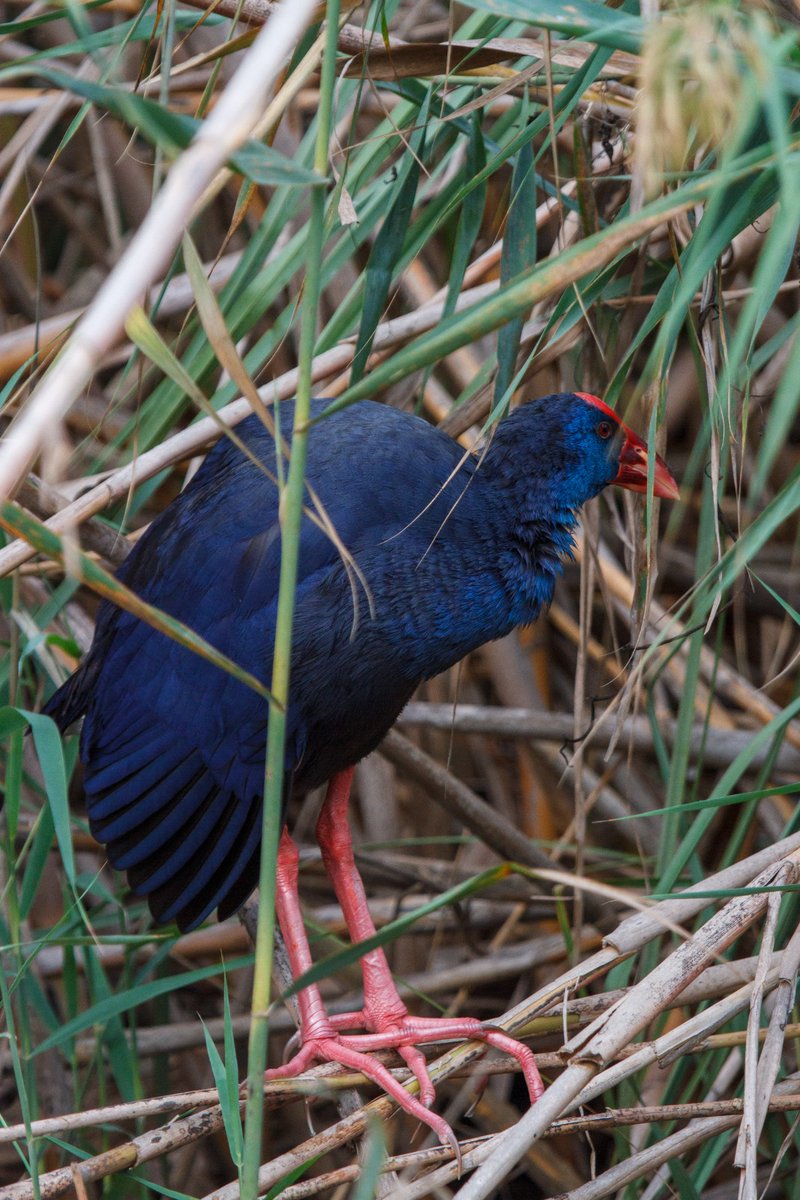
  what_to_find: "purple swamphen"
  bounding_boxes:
[45,391,678,1141]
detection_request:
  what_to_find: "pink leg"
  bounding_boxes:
[268,825,459,1147]
[272,827,336,1042]
[316,768,436,1103]
[315,770,543,1104]
[267,773,544,1147]
[316,768,409,1026]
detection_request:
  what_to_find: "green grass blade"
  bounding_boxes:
[33,955,254,1055]
[0,502,274,703]
[494,124,537,405]
[350,91,430,385]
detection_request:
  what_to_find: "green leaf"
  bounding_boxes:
[264,1161,318,1200]
[0,0,120,35]
[231,141,322,188]
[0,708,74,885]
[0,971,38,1182]
[444,114,487,322]
[752,318,800,496]
[350,92,430,384]
[19,807,56,920]
[460,0,643,53]
[351,1120,387,1200]
[4,10,221,64]
[10,68,321,186]
[283,864,512,997]
[0,707,27,738]
[0,502,274,704]
[201,979,243,1169]
[614,780,800,820]
[495,128,537,405]
[649,884,800,902]
[83,944,139,1099]
[125,306,215,413]
[658,690,800,892]
[752,572,800,627]
[328,162,740,416]
[34,956,254,1055]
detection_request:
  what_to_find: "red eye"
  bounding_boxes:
[597,420,613,439]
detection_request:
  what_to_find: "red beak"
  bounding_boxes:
[575,392,679,501]
[615,426,680,500]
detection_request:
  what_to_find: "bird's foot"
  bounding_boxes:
[266,1012,543,1149]
[265,1023,459,1149]
[328,1011,544,1105]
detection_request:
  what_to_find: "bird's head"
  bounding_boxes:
[475,393,678,619]
[573,392,680,502]
[485,391,679,515]
[481,391,678,518]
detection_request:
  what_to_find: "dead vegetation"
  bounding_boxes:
[2,1,800,1197]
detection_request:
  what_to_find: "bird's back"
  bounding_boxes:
[46,400,482,929]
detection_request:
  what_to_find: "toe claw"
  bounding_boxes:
[444,1124,463,1177]
[267,1009,542,1153]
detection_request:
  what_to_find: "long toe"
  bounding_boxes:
[396,1042,436,1108]
[345,1014,544,1103]
[264,1035,457,1148]
[477,1026,544,1102]
[263,1015,541,1151]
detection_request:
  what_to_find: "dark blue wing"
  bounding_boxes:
[48,400,471,928]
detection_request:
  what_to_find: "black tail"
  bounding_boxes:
[43,654,98,732]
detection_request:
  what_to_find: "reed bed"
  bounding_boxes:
[1,1,800,1197]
